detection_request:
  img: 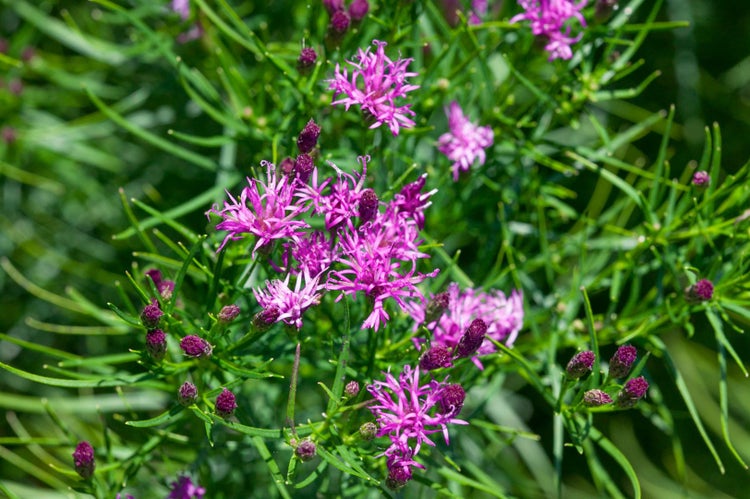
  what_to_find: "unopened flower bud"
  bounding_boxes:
[359,422,378,440]
[424,291,450,324]
[295,439,316,461]
[297,119,321,153]
[692,170,710,187]
[583,389,613,407]
[145,329,167,361]
[178,381,198,406]
[330,10,350,34]
[616,376,649,408]
[358,189,379,223]
[419,344,453,371]
[386,463,412,490]
[297,47,318,71]
[218,304,240,324]
[294,153,314,183]
[438,383,466,415]
[180,335,212,358]
[215,387,237,417]
[348,0,369,21]
[344,380,360,397]
[566,350,595,379]
[323,0,344,14]
[454,319,487,358]
[72,441,95,479]
[253,306,280,331]
[140,300,163,329]
[594,0,618,22]
[685,278,714,303]
[608,345,637,379]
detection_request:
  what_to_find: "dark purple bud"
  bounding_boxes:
[295,439,317,461]
[566,350,595,379]
[438,383,466,415]
[1,126,16,144]
[608,345,637,379]
[178,381,198,406]
[180,335,212,358]
[454,319,487,358]
[419,344,453,371]
[297,47,318,71]
[692,170,710,187]
[217,304,240,324]
[359,422,377,440]
[583,389,613,407]
[253,306,280,331]
[294,153,314,184]
[279,156,296,177]
[140,300,163,329]
[323,0,344,14]
[215,387,237,417]
[616,376,649,408]
[358,188,379,223]
[146,329,167,361]
[344,380,360,397]
[145,268,163,286]
[330,10,350,34]
[72,441,95,479]
[386,462,412,490]
[685,278,713,302]
[297,119,321,154]
[424,291,450,324]
[348,0,369,21]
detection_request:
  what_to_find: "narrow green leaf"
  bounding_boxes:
[588,425,641,499]
[126,405,185,428]
[0,362,165,389]
[251,436,292,499]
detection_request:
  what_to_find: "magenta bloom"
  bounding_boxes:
[685,278,714,302]
[171,0,190,21]
[215,388,238,417]
[511,0,588,61]
[617,376,649,408]
[180,335,212,358]
[253,271,323,329]
[469,0,489,25]
[438,102,494,181]
[329,40,419,135]
[72,441,95,479]
[168,475,206,499]
[566,350,595,379]
[367,365,467,483]
[608,345,637,379]
[390,174,437,230]
[408,283,524,368]
[692,170,710,187]
[206,161,311,256]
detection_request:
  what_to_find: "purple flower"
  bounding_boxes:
[328,40,419,135]
[297,119,321,153]
[297,47,318,70]
[358,188,379,223]
[454,318,488,358]
[368,366,467,483]
[583,389,612,407]
[171,0,190,21]
[215,387,238,417]
[178,381,198,406]
[349,0,370,21]
[217,304,240,324]
[616,376,649,408]
[330,10,351,34]
[345,380,361,397]
[323,0,344,14]
[295,439,317,461]
[566,350,595,379]
[692,170,710,187]
[206,161,311,257]
[72,441,95,479]
[146,329,167,361]
[390,174,437,230]
[253,271,323,329]
[180,335,212,358]
[438,383,466,416]
[437,102,494,181]
[469,0,489,25]
[168,475,205,499]
[140,300,163,329]
[511,0,588,61]
[281,230,337,277]
[419,344,453,371]
[685,278,714,302]
[408,283,524,369]
[252,306,281,331]
[608,345,637,379]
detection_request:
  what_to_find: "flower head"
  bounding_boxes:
[438,102,494,181]
[617,376,649,408]
[72,441,95,479]
[583,389,612,407]
[608,345,637,379]
[140,300,163,329]
[215,388,238,417]
[217,304,240,324]
[345,380,361,397]
[419,344,453,371]
[178,381,198,406]
[297,47,318,70]
[253,271,322,329]
[685,278,714,302]
[297,119,321,154]
[180,335,212,358]
[566,350,595,379]
[146,329,167,361]
[168,475,206,499]
[454,319,488,358]
[692,170,710,187]
[329,40,419,135]
[511,0,588,60]
[349,0,370,21]
[295,439,317,461]
[206,161,311,256]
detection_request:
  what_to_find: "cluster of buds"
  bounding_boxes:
[323,0,369,38]
[418,318,488,371]
[563,345,650,410]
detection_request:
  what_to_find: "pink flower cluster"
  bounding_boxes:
[329,40,419,136]
[511,0,588,61]
[408,282,524,369]
[206,123,438,331]
[437,101,494,181]
[367,365,467,488]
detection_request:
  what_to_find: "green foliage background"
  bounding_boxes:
[1,0,750,497]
